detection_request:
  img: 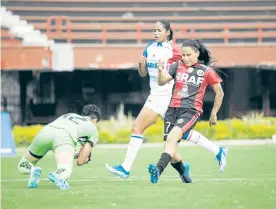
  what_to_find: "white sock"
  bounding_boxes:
[188,130,220,155]
[55,164,72,181]
[18,156,34,174]
[122,134,143,172]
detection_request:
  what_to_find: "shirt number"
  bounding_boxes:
[62,114,88,124]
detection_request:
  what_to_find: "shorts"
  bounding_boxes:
[28,125,75,158]
[164,107,201,141]
[144,94,171,118]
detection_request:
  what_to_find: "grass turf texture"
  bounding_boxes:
[2,145,276,209]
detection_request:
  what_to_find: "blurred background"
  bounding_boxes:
[1,0,276,148]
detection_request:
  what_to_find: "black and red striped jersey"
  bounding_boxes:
[168,61,222,112]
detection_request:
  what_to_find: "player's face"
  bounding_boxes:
[181,46,199,66]
[153,22,169,43]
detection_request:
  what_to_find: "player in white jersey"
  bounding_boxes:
[17,104,101,190]
[106,20,227,181]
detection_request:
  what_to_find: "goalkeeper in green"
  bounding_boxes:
[17,104,101,190]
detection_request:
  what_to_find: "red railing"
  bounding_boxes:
[43,17,276,44]
[46,16,72,43]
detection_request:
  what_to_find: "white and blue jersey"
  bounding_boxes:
[143,41,181,96]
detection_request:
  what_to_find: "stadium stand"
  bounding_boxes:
[2,0,276,44]
[1,6,52,46]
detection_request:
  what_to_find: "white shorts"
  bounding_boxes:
[144,95,171,118]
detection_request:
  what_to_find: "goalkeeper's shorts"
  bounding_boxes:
[28,126,74,158]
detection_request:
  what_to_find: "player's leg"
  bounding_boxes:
[17,151,42,189]
[48,145,74,190]
[17,126,53,188]
[162,110,191,183]
[17,152,39,174]
[149,109,197,184]
[48,129,75,190]
[170,152,192,183]
[163,108,192,183]
[148,126,183,184]
[106,96,161,178]
[182,130,219,154]
[182,129,228,171]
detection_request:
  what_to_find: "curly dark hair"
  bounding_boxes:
[82,104,102,121]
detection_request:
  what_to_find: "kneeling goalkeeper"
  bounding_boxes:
[17,104,101,190]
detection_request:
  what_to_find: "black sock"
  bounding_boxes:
[156,153,172,175]
[171,161,185,176]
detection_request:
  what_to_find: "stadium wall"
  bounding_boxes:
[1,68,276,125]
[1,45,276,70]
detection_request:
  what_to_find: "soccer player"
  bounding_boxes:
[17,104,101,190]
[148,39,226,184]
[106,20,227,181]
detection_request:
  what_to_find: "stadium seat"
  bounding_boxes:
[33,22,276,30]
[2,0,276,44]
[5,6,276,13]
[22,15,276,24]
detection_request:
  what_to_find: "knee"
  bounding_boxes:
[132,121,144,134]
[167,134,180,143]
[167,127,183,142]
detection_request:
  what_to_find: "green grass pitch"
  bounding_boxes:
[1,145,276,209]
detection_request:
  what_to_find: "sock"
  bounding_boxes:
[188,130,220,155]
[171,161,185,176]
[55,164,72,181]
[17,156,34,174]
[122,134,143,172]
[156,152,172,175]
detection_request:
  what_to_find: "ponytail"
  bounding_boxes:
[182,39,227,78]
[182,39,212,66]
[158,20,173,41]
[168,28,173,41]
[196,40,212,66]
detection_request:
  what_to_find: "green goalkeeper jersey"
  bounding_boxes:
[48,113,99,146]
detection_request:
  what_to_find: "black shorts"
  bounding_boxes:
[164,107,201,141]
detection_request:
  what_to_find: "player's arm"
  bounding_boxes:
[138,43,152,77]
[211,83,224,116]
[207,69,224,127]
[158,61,177,86]
[77,141,93,166]
[138,55,147,77]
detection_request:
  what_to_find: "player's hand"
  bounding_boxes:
[74,144,83,159]
[138,56,147,65]
[209,113,218,127]
[158,60,164,72]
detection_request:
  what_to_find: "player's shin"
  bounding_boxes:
[186,130,220,155]
[171,152,185,176]
[121,134,143,172]
[156,152,172,175]
[54,164,72,181]
[52,147,74,181]
[17,156,35,174]
[157,128,182,175]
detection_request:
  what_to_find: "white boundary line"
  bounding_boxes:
[95,139,276,149]
[12,139,276,153]
[1,177,276,183]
